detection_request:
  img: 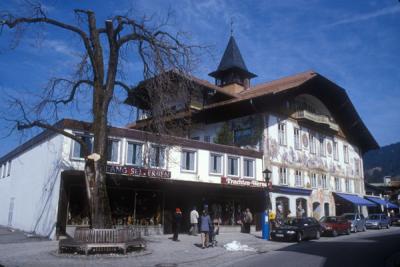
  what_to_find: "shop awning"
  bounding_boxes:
[334,193,376,207]
[365,197,398,209]
[273,186,312,196]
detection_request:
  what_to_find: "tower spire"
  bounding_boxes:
[230,17,234,37]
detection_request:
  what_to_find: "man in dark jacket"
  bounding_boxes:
[172,208,182,241]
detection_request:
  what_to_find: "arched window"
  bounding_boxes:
[296,198,307,217]
[276,197,290,218]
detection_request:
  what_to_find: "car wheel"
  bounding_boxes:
[296,232,302,242]
[315,230,321,240]
[378,224,382,230]
[353,226,358,233]
[332,230,338,237]
[346,228,351,235]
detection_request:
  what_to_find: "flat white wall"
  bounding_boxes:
[0,134,65,239]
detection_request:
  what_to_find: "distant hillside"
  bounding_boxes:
[363,142,400,183]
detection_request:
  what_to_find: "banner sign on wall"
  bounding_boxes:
[106,165,171,179]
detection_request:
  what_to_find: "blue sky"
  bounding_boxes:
[0,0,400,156]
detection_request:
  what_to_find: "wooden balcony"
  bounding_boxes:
[293,110,339,132]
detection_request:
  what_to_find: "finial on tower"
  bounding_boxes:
[230,17,234,36]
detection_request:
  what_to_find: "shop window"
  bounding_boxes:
[127,142,142,166]
[295,170,303,187]
[227,156,239,176]
[278,123,287,146]
[181,150,196,172]
[107,139,120,163]
[343,145,349,163]
[334,177,341,192]
[294,128,301,150]
[276,197,290,218]
[279,167,288,185]
[243,158,255,178]
[333,141,339,161]
[296,198,307,217]
[150,145,166,168]
[71,134,93,159]
[311,173,317,188]
[209,154,222,174]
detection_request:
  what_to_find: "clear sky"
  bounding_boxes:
[0,0,399,157]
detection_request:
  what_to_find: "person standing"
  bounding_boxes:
[189,206,199,236]
[172,208,182,241]
[200,210,212,248]
[244,208,253,234]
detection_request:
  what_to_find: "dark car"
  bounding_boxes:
[320,216,351,236]
[390,214,400,226]
[342,213,366,232]
[270,217,322,242]
[365,214,390,229]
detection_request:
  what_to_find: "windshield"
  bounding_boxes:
[344,215,354,220]
[320,217,337,223]
[368,215,380,220]
[283,218,301,226]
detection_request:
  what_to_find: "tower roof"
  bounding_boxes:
[209,36,256,79]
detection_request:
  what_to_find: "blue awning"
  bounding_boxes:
[365,197,399,209]
[334,193,376,207]
[273,186,312,196]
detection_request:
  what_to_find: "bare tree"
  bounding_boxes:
[0,2,198,228]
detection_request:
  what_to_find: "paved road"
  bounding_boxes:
[224,227,400,267]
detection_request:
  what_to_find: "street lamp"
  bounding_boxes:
[262,168,272,240]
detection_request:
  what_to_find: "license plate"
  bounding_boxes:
[276,234,284,237]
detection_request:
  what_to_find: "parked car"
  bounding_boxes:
[365,214,390,229]
[320,216,351,236]
[270,217,322,242]
[390,214,400,226]
[342,213,366,232]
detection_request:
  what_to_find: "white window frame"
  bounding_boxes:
[333,141,339,161]
[310,134,316,154]
[149,144,167,169]
[107,138,121,164]
[321,174,327,189]
[334,177,341,192]
[310,173,317,188]
[354,158,360,176]
[294,127,301,150]
[343,145,349,163]
[243,158,255,178]
[125,141,144,166]
[181,149,197,173]
[295,170,303,187]
[227,155,240,177]
[279,167,288,185]
[70,133,93,161]
[209,153,223,175]
[319,137,326,157]
[278,122,287,146]
[345,179,350,193]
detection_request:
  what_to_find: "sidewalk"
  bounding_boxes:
[0,226,291,267]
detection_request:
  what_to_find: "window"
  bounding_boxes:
[1,164,4,178]
[333,141,338,161]
[150,145,166,168]
[354,159,360,176]
[279,167,288,185]
[6,161,11,177]
[204,136,211,143]
[127,142,142,166]
[181,150,196,171]
[71,134,93,159]
[227,156,239,176]
[107,139,120,163]
[343,145,349,163]
[311,173,317,188]
[319,137,326,157]
[294,128,301,150]
[243,159,255,178]
[321,174,327,189]
[345,179,350,192]
[0,164,2,178]
[191,136,200,141]
[278,123,287,146]
[310,134,316,154]
[234,128,252,144]
[334,177,341,192]
[209,154,223,174]
[295,170,303,187]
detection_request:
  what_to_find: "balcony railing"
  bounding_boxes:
[293,110,339,131]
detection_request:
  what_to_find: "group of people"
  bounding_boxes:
[172,206,253,248]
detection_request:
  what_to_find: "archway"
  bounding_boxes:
[296,198,307,217]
